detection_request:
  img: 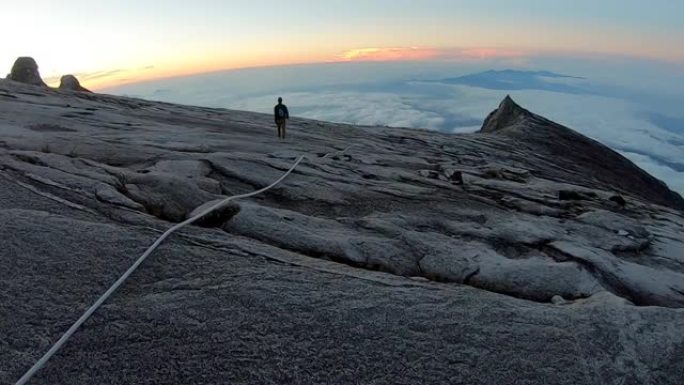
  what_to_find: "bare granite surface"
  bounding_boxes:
[1,78,683,384]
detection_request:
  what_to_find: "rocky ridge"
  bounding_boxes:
[1,77,683,384]
[4,57,89,92]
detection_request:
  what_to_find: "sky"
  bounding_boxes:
[3,0,684,88]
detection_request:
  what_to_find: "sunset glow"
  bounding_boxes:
[2,0,683,89]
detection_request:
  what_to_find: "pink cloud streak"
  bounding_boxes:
[337,47,527,62]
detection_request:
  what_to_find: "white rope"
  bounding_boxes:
[15,155,305,385]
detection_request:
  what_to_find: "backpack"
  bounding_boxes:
[277,106,286,118]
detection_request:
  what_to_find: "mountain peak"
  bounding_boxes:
[478,96,684,210]
[480,95,532,133]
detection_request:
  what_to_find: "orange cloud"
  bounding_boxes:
[338,47,440,62]
[337,47,526,62]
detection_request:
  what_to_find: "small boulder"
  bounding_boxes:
[58,75,91,92]
[7,57,47,87]
[481,166,530,183]
[609,195,627,207]
[551,295,569,305]
[445,169,464,185]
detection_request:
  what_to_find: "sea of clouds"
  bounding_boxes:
[104,58,684,195]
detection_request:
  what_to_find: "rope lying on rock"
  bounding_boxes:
[15,155,305,385]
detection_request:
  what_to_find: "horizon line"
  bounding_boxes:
[36,46,684,91]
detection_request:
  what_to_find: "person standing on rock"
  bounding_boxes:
[274,97,289,140]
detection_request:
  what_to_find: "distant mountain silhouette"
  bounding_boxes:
[435,69,587,94]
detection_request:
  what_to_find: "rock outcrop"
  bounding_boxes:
[58,74,91,92]
[1,79,683,384]
[480,95,532,133]
[6,57,47,87]
[482,96,684,210]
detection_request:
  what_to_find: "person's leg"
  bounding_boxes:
[277,122,282,139]
[282,120,287,139]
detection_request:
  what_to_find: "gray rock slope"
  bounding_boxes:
[1,79,683,384]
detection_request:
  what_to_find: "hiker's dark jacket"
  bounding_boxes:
[274,104,289,122]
